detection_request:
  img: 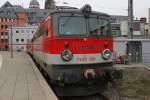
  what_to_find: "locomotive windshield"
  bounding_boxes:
[55,12,111,37]
[89,17,111,37]
[59,16,86,36]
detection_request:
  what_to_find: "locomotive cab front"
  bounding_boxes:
[32,5,122,96]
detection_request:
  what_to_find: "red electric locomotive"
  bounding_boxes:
[28,5,122,96]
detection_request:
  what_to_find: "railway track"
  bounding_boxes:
[59,94,110,100]
[33,58,111,100]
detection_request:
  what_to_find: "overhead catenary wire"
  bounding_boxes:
[55,0,128,16]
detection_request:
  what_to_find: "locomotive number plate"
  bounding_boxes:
[76,57,96,62]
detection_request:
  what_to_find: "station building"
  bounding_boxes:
[9,25,38,51]
[0,0,49,51]
[111,15,150,65]
[26,0,49,25]
[0,2,28,50]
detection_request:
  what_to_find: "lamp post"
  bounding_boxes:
[128,0,134,39]
[10,25,13,58]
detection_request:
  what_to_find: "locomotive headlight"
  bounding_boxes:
[102,49,111,60]
[61,49,73,62]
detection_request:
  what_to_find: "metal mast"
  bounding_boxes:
[128,0,134,38]
[45,0,55,9]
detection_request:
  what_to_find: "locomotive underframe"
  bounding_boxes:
[31,54,122,96]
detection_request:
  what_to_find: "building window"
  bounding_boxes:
[5,25,7,29]
[26,30,29,33]
[21,39,24,42]
[27,39,29,42]
[27,12,29,16]
[5,32,8,35]
[31,31,34,33]
[7,11,11,15]
[21,30,24,33]
[1,25,4,29]
[9,19,11,22]
[0,10,4,14]
[21,46,24,50]
[0,11,3,15]
[5,39,8,42]
[30,12,36,16]
[1,19,3,22]
[1,39,4,43]
[7,19,9,22]
[13,19,16,22]
[1,32,4,35]
[39,17,43,20]
[28,17,33,20]
[3,19,5,22]
[43,12,47,15]
[16,30,19,33]
[5,45,8,50]
[16,39,19,42]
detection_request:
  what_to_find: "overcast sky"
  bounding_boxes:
[0,0,149,20]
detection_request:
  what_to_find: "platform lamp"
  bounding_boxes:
[9,25,13,58]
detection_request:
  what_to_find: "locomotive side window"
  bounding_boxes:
[58,16,86,36]
[46,29,48,36]
[44,19,50,37]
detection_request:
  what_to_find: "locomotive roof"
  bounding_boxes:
[48,9,110,17]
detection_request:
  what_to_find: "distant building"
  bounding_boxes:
[148,8,150,35]
[0,1,28,50]
[27,0,49,25]
[133,19,141,36]
[111,15,149,38]
[29,0,40,9]
[120,19,148,38]
[0,0,49,50]
[111,23,121,37]
[144,24,149,38]
[140,17,147,23]
[110,15,128,24]
[9,25,38,51]
[110,15,128,37]
[121,21,128,36]
[114,38,150,65]
[45,0,55,9]
[25,9,49,25]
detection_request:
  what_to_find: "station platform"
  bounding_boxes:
[0,51,58,100]
[114,64,147,68]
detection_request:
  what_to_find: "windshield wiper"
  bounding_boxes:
[90,28,99,34]
[61,13,74,26]
[90,26,105,35]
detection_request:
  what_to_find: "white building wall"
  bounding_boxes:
[145,24,149,30]
[133,31,141,36]
[9,25,38,51]
[149,8,150,35]
[142,41,150,65]
[114,39,127,59]
[114,38,150,65]
[120,20,148,36]
[121,21,128,36]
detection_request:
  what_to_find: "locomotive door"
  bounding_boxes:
[127,41,142,64]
